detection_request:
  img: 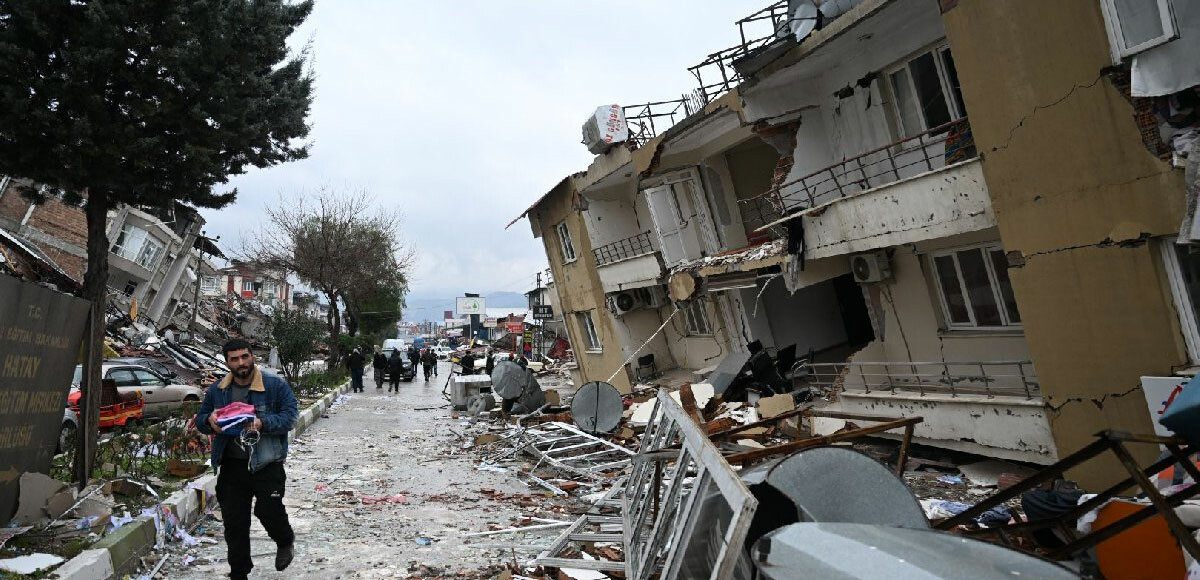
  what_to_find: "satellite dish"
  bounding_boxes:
[786,0,819,42]
[818,0,864,21]
[572,381,624,434]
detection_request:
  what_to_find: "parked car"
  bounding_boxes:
[107,356,178,381]
[72,362,205,418]
[433,346,453,361]
[380,348,417,382]
[59,407,78,453]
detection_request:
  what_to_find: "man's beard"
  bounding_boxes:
[234,364,254,379]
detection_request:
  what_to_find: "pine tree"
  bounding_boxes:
[0,0,314,485]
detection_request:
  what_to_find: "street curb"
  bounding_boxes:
[52,379,352,580]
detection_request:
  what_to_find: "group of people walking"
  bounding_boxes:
[346,343,441,393]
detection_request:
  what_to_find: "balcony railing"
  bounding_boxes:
[688,2,791,106]
[804,360,1039,399]
[593,231,655,267]
[624,100,701,147]
[743,118,977,216]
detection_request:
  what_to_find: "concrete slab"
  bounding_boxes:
[50,549,113,580]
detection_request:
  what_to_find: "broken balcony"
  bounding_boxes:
[805,359,1058,464]
[593,231,664,294]
[754,118,994,259]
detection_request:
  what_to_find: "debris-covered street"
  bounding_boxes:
[160,365,569,579]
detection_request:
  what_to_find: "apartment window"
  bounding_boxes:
[1162,239,1200,362]
[262,280,279,296]
[1099,0,1178,61]
[887,46,965,138]
[200,276,219,291]
[556,222,577,263]
[931,245,1021,329]
[111,223,165,269]
[242,280,257,293]
[575,311,601,352]
[684,299,713,336]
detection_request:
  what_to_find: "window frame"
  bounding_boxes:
[1099,0,1179,62]
[684,299,714,337]
[1161,237,1200,363]
[200,276,220,291]
[885,43,965,140]
[929,244,1022,330]
[575,311,602,352]
[556,221,577,264]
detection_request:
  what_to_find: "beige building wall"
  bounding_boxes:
[943,0,1190,486]
[532,178,633,395]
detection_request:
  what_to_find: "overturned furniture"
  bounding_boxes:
[937,430,1200,564]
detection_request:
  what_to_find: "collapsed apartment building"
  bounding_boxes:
[512,0,1200,490]
[0,175,299,361]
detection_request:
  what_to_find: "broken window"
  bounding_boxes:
[1162,238,1200,362]
[685,299,713,336]
[111,222,165,269]
[887,45,966,138]
[1100,0,1179,61]
[556,221,576,263]
[576,311,601,351]
[931,245,1021,329]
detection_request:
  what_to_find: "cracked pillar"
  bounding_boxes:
[942,0,1191,487]
[147,218,200,326]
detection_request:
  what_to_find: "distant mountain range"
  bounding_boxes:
[403,291,530,323]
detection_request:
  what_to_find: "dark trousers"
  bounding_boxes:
[216,459,294,576]
[423,363,433,380]
[374,368,384,387]
[389,370,401,391]
[350,368,364,392]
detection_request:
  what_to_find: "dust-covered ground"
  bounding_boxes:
[156,363,579,579]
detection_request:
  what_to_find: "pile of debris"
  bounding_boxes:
[445,352,1200,579]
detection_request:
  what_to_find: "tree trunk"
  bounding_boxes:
[325,290,341,370]
[74,191,108,489]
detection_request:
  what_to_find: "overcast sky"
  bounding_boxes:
[201,1,766,299]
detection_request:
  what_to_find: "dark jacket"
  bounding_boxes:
[388,351,405,372]
[195,368,298,473]
[347,350,365,372]
[372,353,387,369]
[460,353,475,373]
[485,354,495,376]
[420,350,436,367]
[407,347,419,364]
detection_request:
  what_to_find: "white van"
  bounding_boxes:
[381,338,407,354]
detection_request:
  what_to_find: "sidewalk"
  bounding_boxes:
[157,363,536,579]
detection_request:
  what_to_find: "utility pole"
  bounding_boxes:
[535,272,543,360]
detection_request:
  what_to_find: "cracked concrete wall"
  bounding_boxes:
[944,0,1190,487]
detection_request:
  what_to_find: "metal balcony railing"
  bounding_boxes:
[624,99,701,147]
[743,117,977,216]
[805,360,1039,399]
[593,231,655,267]
[688,2,791,106]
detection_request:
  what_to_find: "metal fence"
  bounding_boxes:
[687,1,790,106]
[745,118,977,216]
[593,231,655,267]
[805,360,1039,399]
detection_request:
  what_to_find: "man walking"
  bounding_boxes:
[387,349,405,392]
[421,347,436,381]
[195,339,298,580]
[347,347,365,393]
[372,346,387,389]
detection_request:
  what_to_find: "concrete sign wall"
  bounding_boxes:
[0,275,90,523]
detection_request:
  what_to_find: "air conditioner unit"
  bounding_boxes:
[850,251,891,283]
[608,290,647,316]
[581,105,629,155]
[641,286,668,309]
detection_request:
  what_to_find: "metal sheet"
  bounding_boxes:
[753,523,1077,580]
[743,447,928,530]
[572,381,624,434]
[707,351,751,396]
